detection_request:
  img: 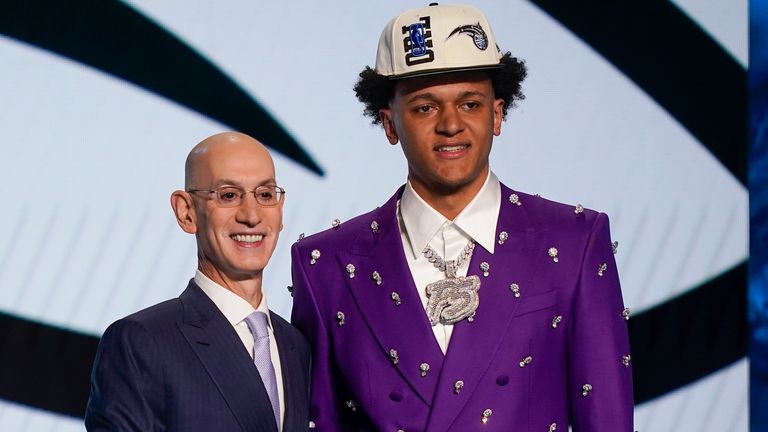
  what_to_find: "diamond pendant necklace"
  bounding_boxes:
[423,241,475,278]
[423,240,481,326]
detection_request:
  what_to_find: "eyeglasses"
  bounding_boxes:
[187,185,286,207]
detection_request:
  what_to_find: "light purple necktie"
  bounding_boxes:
[244,311,280,428]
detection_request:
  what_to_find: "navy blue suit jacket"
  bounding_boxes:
[85,281,311,432]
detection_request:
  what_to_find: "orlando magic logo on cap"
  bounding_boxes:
[375,3,502,78]
[447,23,489,50]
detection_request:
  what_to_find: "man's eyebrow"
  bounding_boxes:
[406,92,438,104]
[212,178,277,187]
[405,90,488,104]
[212,178,242,187]
[458,90,487,99]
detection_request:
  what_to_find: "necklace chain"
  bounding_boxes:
[423,241,475,278]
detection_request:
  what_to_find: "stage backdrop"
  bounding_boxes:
[0,0,748,430]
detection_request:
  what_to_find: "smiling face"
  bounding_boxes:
[172,133,283,289]
[379,71,504,211]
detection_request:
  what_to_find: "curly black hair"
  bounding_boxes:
[353,52,527,125]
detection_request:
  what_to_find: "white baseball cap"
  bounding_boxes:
[375,3,503,79]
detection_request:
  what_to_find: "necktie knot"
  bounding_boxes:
[244,311,270,339]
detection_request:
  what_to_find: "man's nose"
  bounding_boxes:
[235,193,263,226]
[435,106,463,136]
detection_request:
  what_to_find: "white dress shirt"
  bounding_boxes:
[195,270,285,431]
[398,171,501,354]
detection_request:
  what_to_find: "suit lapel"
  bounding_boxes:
[271,312,304,432]
[426,186,549,432]
[340,190,445,407]
[177,282,278,432]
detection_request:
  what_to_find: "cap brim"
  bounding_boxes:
[386,63,504,80]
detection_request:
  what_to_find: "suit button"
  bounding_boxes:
[389,391,403,402]
[496,375,509,386]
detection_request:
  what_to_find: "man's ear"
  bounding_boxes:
[170,190,198,234]
[493,98,504,136]
[379,108,399,145]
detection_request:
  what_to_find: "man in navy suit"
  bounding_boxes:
[86,132,310,432]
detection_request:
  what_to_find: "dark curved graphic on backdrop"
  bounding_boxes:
[532,0,748,401]
[0,0,748,420]
[0,312,98,418]
[532,0,747,187]
[630,263,746,402]
[0,0,323,176]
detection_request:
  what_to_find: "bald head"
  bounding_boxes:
[171,131,284,300]
[185,132,273,189]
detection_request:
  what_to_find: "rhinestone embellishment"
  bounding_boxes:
[391,292,402,306]
[551,315,563,328]
[480,262,490,277]
[481,408,492,424]
[519,355,532,368]
[582,383,593,396]
[509,193,522,206]
[612,240,619,254]
[574,203,584,214]
[310,249,321,265]
[287,285,294,297]
[498,231,509,245]
[510,283,521,298]
[371,271,382,285]
[549,423,557,432]
[454,380,464,394]
[345,264,356,278]
[336,311,345,326]
[297,232,305,242]
[622,307,631,321]
[372,271,382,285]
[597,262,607,277]
[548,247,559,263]
[622,354,631,367]
[332,219,341,229]
[370,220,379,233]
[389,349,399,365]
[345,400,357,411]
[420,362,430,377]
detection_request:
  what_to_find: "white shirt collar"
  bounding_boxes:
[194,270,272,329]
[400,170,501,259]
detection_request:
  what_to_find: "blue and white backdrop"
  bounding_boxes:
[0,0,749,430]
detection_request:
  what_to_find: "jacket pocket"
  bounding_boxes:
[512,289,557,317]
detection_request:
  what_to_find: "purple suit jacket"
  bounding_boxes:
[291,184,633,431]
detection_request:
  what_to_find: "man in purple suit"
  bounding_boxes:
[291,3,633,431]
